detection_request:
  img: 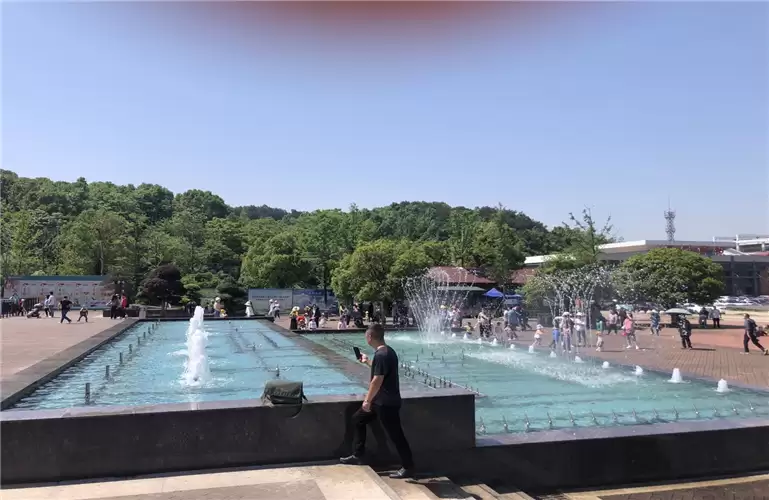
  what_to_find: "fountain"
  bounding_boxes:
[528,345,535,353]
[669,368,683,383]
[183,306,211,386]
[574,356,583,363]
[602,361,610,369]
[403,268,477,342]
[549,351,557,358]
[634,366,644,376]
[716,379,729,393]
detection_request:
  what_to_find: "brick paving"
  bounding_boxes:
[599,479,769,500]
[512,324,769,389]
[0,315,126,381]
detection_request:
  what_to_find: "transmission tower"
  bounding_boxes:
[664,201,676,243]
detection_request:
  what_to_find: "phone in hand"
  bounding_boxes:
[353,346,362,361]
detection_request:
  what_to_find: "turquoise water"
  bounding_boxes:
[309,332,769,434]
[10,320,365,410]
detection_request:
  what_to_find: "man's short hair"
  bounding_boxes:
[367,323,385,341]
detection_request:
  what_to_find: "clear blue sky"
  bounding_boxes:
[3,2,767,240]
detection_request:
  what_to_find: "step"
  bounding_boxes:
[379,474,475,499]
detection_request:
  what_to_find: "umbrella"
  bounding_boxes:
[483,288,504,298]
[664,308,690,315]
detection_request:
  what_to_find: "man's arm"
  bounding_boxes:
[364,376,384,409]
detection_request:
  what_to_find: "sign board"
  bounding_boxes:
[247,288,293,314]
[292,289,335,311]
[3,276,112,308]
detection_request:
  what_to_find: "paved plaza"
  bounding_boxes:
[0,315,125,381]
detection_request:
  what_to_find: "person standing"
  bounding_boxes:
[710,307,721,328]
[60,296,73,324]
[607,310,619,335]
[43,294,52,317]
[649,309,661,336]
[743,314,768,355]
[341,324,414,479]
[679,316,692,349]
[48,291,56,318]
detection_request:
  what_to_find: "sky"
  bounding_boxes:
[2,2,767,241]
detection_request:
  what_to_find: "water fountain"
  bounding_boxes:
[716,379,730,393]
[404,268,477,342]
[602,361,610,369]
[549,351,557,358]
[183,306,211,386]
[634,366,644,376]
[574,356,583,363]
[528,345,535,353]
[670,368,683,383]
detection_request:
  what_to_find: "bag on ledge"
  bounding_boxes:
[262,380,308,406]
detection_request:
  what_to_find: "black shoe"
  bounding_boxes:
[389,467,414,479]
[340,455,363,465]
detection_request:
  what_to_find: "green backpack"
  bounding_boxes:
[262,380,308,417]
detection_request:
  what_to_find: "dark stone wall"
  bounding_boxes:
[421,418,769,493]
[1,391,475,484]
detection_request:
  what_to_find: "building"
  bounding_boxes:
[522,240,769,296]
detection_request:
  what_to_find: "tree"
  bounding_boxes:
[561,207,614,267]
[331,239,432,302]
[173,189,229,220]
[58,209,129,275]
[240,230,311,288]
[613,248,724,309]
[470,206,525,286]
[448,209,478,267]
[141,264,184,306]
[297,210,345,302]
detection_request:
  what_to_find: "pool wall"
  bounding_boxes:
[421,417,769,493]
[0,319,140,410]
[0,390,476,484]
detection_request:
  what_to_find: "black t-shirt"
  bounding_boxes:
[60,299,72,311]
[370,345,401,407]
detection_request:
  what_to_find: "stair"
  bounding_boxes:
[377,471,534,500]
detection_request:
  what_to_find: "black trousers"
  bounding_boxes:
[110,305,117,319]
[680,334,692,348]
[744,334,765,352]
[352,404,414,469]
[713,318,720,328]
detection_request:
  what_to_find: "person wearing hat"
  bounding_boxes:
[574,312,587,347]
[213,297,223,317]
[245,300,255,317]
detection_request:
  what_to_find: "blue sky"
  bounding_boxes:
[3,2,767,240]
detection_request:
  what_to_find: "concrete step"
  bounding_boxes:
[378,473,476,499]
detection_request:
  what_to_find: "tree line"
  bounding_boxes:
[1,169,601,305]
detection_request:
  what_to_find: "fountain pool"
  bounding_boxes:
[8,320,365,411]
[309,332,769,434]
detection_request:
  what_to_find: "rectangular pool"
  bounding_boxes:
[9,320,365,410]
[308,332,769,434]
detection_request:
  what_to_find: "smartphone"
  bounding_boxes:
[353,346,362,361]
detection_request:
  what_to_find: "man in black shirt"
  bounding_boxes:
[59,296,73,324]
[340,324,414,478]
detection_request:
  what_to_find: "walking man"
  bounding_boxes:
[743,314,768,355]
[60,296,73,324]
[341,324,414,479]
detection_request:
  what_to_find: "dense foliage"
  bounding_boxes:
[1,170,587,303]
[613,248,725,308]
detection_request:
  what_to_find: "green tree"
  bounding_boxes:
[58,209,130,275]
[448,209,478,267]
[613,248,724,308]
[173,189,230,220]
[297,210,345,302]
[240,230,311,288]
[141,264,185,306]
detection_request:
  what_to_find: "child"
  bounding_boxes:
[308,316,317,331]
[337,315,347,330]
[504,324,515,341]
[319,314,327,329]
[77,305,89,323]
[464,322,473,337]
[623,314,638,350]
[494,321,503,335]
[550,325,561,351]
[533,324,543,346]
[595,318,604,351]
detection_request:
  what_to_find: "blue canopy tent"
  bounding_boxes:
[483,288,504,298]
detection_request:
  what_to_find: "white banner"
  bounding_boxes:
[247,288,293,314]
[4,277,112,308]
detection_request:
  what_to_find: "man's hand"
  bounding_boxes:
[362,400,372,412]
[360,354,369,364]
